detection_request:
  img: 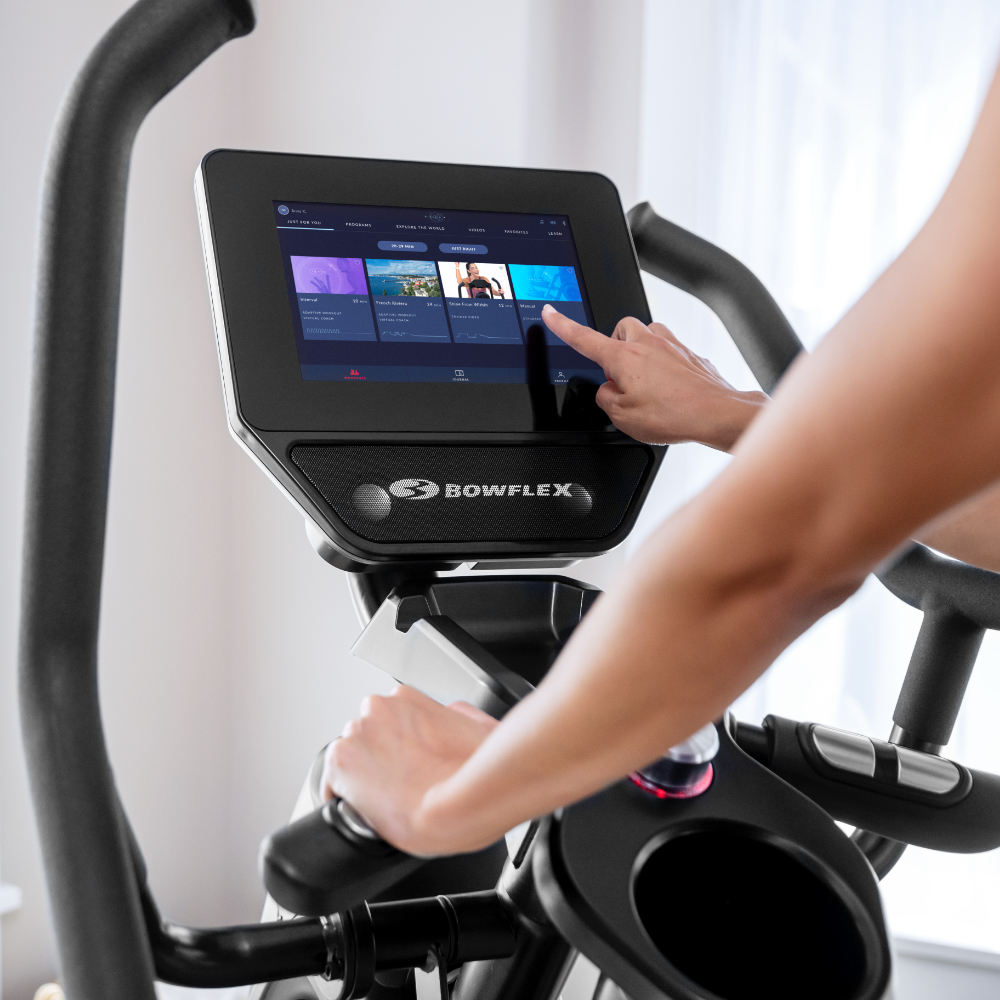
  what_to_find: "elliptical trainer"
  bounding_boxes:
[19,4,1000,1000]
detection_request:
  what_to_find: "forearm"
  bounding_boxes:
[422,491,857,848]
[422,318,1000,850]
[424,359,911,848]
[915,480,1000,571]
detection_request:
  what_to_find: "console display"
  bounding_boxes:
[274,201,603,385]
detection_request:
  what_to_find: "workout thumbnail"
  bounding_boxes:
[508,264,587,346]
[291,256,368,295]
[365,259,442,297]
[507,264,582,302]
[365,260,449,342]
[291,256,375,342]
[439,261,521,344]
[439,261,511,300]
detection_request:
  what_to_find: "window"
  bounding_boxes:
[634,0,1000,952]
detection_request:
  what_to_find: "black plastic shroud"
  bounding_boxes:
[534,722,891,1000]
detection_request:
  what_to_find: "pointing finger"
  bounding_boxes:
[541,305,615,368]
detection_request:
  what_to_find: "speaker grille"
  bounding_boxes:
[291,445,650,544]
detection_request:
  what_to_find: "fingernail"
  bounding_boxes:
[542,303,554,313]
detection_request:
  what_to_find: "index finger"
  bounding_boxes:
[541,304,616,368]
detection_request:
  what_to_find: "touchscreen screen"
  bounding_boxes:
[273,201,605,385]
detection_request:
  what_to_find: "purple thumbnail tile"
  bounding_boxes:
[291,256,368,295]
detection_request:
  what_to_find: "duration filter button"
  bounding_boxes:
[377,240,428,252]
[439,243,488,255]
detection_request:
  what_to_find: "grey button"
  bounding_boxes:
[812,725,876,777]
[377,240,428,252]
[439,242,488,255]
[896,746,961,794]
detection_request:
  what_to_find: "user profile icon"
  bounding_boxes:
[278,205,289,215]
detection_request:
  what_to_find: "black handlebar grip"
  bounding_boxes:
[261,801,422,917]
[627,202,804,394]
[739,716,1000,853]
[892,604,984,749]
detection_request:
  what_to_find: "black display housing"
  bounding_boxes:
[196,150,664,569]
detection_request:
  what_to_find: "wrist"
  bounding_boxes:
[415,769,521,855]
[413,779,485,855]
[708,390,768,452]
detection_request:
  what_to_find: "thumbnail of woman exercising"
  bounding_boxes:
[455,262,506,298]
[324,64,1000,859]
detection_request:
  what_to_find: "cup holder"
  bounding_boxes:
[633,827,868,1000]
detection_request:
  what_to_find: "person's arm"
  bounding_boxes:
[915,480,1000,571]
[325,66,1000,858]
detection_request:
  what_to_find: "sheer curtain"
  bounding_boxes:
[634,0,1000,952]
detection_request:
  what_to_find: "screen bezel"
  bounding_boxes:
[201,150,652,433]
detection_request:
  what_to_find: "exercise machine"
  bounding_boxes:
[19,4,1000,1000]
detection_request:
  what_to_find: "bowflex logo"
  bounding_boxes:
[351,477,591,521]
[389,478,440,500]
[443,483,572,498]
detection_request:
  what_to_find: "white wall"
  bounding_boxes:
[0,3,644,996]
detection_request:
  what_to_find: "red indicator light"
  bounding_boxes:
[630,764,714,800]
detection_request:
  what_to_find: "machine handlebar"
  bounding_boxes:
[20,3,256,999]
[878,542,1000,630]
[732,715,1000,854]
[627,201,804,393]
[261,800,421,917]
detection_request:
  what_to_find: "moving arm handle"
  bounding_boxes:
[732,716,1000,855]
[261,798,423,918]
[878,544,1000,750]
[879,543,1000,630]
[19,3,255,999]
[627,202,804,393]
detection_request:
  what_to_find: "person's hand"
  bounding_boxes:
[322,685,498,856]
[542,304,767,450]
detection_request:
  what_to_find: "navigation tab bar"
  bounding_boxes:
[300,364,604,384]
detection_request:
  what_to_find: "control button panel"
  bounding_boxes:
[896,746,961,794]
[806,722,966,799]
[812,725,876,777]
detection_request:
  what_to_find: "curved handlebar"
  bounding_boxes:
[19,3,255,999]
[627,202,804,393]
[878,543,1000,630]
[878,544,1000,749]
